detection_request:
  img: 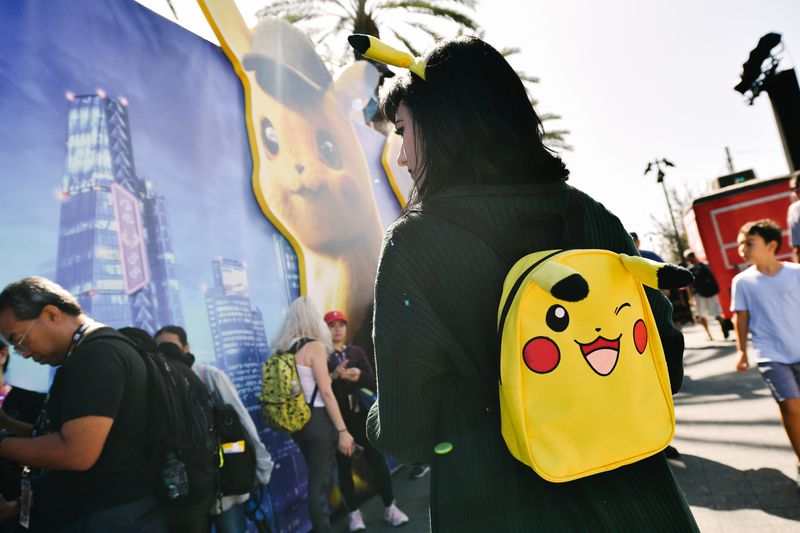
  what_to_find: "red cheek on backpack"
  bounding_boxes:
[633,319,647,354]
[523,337,560,374]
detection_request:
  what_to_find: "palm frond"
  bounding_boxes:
[257,0,316,18]
[499,46,521,57]
[406,21,444,42]
[391,30,423,56]
[516,72,540,85]
[382,1,479,30]
[537,112,562,122]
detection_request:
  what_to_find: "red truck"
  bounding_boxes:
[682,174,794,319]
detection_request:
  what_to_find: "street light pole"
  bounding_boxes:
[644,158,685,260]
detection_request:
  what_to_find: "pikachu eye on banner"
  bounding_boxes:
[498,249,692,483]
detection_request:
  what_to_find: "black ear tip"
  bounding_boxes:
[348,35,370,54]
[657,264,694,289]
[551,273,589,302]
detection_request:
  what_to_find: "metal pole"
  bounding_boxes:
[725,146,735,173]
[660,176,684,259]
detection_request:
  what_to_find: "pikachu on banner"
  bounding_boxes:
[199,0,386,339]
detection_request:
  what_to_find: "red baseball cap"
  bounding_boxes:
[324,310,347,325]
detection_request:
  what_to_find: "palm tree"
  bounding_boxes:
[256,1,569,149]
[256,0,480,67]
[496,44,572,151]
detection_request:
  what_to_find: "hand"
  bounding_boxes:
[338,431,355,457]
[736,352,749,372]
[332,361,348,380]
[342,367,361,382]
[0,495,19,523]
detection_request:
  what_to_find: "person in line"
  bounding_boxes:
[324,310,408,531]
[731,219,800,485]
[118,326,216,533]
[787,173,800,263]
[630,231,664,262]
[363,35,698,531]
[0,277,166,531]
[0,341,45,531]
[272,297,354,533]
[683,250,728,341]
[154,325,274,533]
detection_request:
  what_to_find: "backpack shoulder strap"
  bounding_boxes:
[290,337,313,354]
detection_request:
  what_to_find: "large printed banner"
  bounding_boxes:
[0,0,409,531]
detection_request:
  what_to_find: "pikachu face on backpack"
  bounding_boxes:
[498,249,693,483]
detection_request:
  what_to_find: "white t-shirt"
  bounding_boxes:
[731,262,800,364]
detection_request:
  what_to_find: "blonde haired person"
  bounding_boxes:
[272,296,354,533]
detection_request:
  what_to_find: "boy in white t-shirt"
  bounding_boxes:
[731,219,800,484]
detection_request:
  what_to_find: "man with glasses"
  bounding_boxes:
[0,276,166,532]
[788,173,800,263]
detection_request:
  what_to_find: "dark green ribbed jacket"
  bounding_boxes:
[367,182,698,532]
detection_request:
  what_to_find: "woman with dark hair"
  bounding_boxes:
[356,35,698,531]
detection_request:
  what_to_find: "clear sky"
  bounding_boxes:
[137,0,800,255]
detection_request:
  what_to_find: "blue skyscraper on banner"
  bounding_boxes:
[205,258,270,411]
[55,92,184,333]
[273,234,301,306]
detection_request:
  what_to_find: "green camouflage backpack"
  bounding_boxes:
[259,338,318,433]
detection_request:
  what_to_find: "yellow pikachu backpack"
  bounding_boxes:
[420,191,693,483]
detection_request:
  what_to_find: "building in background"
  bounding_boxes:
[55,91,183,333]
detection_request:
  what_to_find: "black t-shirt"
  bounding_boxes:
[30,327,151,531]
[327,345,376,420]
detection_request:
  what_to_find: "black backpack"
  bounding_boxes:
[84,331,219,509]
[214,403,257,495]
[196,363,258,496]
[690,262,720,297]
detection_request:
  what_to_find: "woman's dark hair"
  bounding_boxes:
[0,276,82,321]
[381,35,569,204]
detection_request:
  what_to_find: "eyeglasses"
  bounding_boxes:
[13,319,37,354]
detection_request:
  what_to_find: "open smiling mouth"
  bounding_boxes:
[575,335,621,376]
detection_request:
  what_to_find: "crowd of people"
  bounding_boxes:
[2,27,799,533]
[0,277,410,533]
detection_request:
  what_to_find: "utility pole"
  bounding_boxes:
[725,146,735,173]
[644,158,684,260]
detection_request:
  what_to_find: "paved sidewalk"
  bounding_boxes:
[670,324,800,532]
[334,324,800,532]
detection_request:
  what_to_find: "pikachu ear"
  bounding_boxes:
[348,34,427,80]
[199,0,252,60]
[529,261,589,302]
[619,254,694,290]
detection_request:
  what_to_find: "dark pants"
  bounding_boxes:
[293,407,337,533]
[336,410,394,511]
[165,492,214,533]
[56,496,167,533]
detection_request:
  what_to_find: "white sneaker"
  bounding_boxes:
[384,502,409,527]
[348,510,366,532]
